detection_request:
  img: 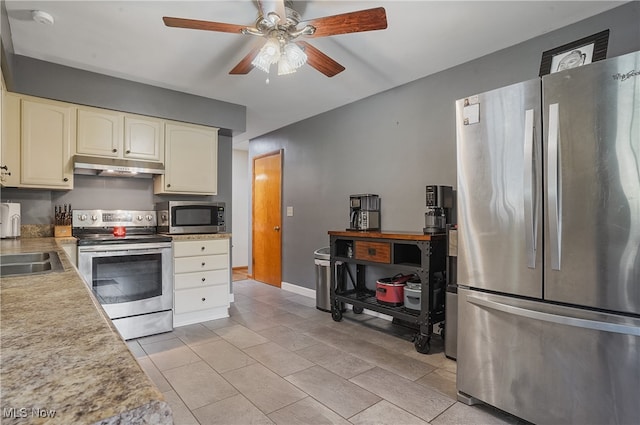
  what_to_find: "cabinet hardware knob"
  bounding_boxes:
[126,150,131,154]
[63,177,69,182]
[112,148,117,153]
[167,184,171,188]
[201,297,206,302]
[202,277,206,282]
[202,262,206,266]
[201,246,205,250]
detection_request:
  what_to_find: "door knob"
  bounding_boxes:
[274,226,280,231]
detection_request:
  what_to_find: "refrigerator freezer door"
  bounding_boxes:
[543,51,640,314]
[457,288,640,424]
[456,79,543,298]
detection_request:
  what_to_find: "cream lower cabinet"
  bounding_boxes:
[173,238,230,327]
[154,122,218,195]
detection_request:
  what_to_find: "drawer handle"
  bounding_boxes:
[201,297,206,302]
[407,296,420,300]
[201,277,206,282]
[368,248,376,255]
[377,287,387,293]
[201,262,206,267]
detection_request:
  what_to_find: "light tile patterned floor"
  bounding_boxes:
[129,279,527,425]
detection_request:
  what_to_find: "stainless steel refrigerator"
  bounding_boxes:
[455,50,640,424]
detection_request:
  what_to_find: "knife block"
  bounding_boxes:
[54,225,72,238]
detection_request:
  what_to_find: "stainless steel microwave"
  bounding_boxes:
[155,201,225,234]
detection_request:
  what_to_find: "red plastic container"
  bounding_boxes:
[376,274,414,307]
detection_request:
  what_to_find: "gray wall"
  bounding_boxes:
[249,2,640,290]
[8,55,245,137]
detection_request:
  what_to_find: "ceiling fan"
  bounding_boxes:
[163,0,387,77]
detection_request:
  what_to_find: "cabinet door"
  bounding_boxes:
[21,98,74,188]
[1,92,20,186]
[124,115,163,162]
[159,122,218,194]
[77,107,122,157]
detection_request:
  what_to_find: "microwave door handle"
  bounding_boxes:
[547,103,562,270]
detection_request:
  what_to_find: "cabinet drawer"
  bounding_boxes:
[354,241,390,263]
[175,285,229,314]
[174,239,228,257]
[175,269,228,290]
[175,254,228,273]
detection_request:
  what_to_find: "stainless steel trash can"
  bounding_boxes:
[314,247,331,312]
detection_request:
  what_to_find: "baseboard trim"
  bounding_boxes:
[281,281,315,299]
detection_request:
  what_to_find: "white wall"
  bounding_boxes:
[232,149,249,268]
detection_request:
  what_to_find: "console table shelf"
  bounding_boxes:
[328,230,446,353]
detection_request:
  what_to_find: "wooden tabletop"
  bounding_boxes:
[328,230,445,241]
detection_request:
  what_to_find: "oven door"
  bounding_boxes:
[78,243,173,319]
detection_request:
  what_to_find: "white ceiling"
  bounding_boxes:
[4,1,625,149]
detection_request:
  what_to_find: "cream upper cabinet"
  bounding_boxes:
[21,97,74,189]
[77,107,163,162]
[0,90,22,186]
[77,107,122,157]
[155,122,218,195]
[123,115,163,161]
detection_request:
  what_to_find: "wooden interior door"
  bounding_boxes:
[252,150,282,287]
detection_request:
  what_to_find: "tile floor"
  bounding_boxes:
[128,279,526,425]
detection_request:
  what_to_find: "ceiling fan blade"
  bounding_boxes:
[297,41,345,77]
[302,7,387,38]
[257,0,287,23]
[229,44,263,74]
[163,17,246,34]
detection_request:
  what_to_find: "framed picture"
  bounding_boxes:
[539,29,609,76]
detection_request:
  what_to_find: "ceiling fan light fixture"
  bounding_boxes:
[252,38,281,73]
[283,43,307,69]
[277,56,296,75]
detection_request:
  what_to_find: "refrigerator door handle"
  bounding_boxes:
[467,295,640,337]
[547,103,562,270]
[523,109,537,268]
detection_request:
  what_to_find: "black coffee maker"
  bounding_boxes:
[349,194,380,231]
[424,185,453,234]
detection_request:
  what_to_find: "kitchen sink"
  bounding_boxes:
[0,251,64,277]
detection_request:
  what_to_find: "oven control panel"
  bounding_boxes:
[73,210,157,228]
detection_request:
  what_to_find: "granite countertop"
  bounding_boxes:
[0,238,172,425]
[163,232,231,241]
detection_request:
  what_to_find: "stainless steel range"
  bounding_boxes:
[73,209,173,340]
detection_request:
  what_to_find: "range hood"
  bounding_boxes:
[73,155,164,178]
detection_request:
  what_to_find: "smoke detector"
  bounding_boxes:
[32,10,55,25]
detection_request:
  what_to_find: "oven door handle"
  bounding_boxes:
[78,243,172,253]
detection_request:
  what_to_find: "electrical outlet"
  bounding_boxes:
[286,206,294,217]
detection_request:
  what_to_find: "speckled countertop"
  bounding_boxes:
[161,232,231,241]
[0,238,172,425]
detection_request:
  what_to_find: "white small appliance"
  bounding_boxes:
[0,202,21,239]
